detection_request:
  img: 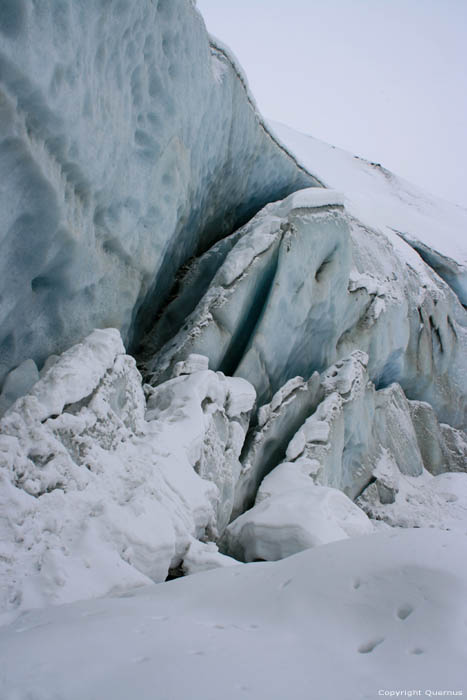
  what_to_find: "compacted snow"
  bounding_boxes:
[0,529,466,700]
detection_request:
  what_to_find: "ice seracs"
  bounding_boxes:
[143,185,467,432]
[271,121,467,305]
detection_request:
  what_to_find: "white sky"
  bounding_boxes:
[197,0,467,209]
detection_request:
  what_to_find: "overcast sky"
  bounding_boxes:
[197,0,467,209]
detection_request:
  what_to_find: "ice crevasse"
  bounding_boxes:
[0,0,467,620]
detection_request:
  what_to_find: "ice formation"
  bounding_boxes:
[0,329,255,620]
[0,0,316,387]
[0,0,466,664]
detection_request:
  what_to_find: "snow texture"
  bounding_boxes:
[0,529,466,700]
[0,329,255,622]
[0,0,317,387]
[358,468,467,533]
[1,0,467,651]
[225,461,374,562]
[226,350,467,560]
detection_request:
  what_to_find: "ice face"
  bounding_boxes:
[271,121,467,306]
[0,0,316,387]
[144,188,467,432]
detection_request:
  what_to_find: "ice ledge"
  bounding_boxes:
[276,188,345,216]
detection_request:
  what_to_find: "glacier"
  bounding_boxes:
[0,0,316,388]
[0,0,467,694]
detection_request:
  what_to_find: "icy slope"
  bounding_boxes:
[271,121,467,305]
[0,529,466,700]
[0,0,315,386]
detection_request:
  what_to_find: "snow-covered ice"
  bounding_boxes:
[0,329,255,622]
[143,182,467,433]
[271,121,467,304]
[225,461,374,562]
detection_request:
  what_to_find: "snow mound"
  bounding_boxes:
[225,461,374,562]
[358,467,467,532]
[0,329,255,622]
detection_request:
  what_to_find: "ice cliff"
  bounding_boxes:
[0,0,466,622]
[0,0,316,387]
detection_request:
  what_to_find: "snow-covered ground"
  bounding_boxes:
[0,529,466,700]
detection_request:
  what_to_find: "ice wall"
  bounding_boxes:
[144,189,467,431]
[0,0,317,386]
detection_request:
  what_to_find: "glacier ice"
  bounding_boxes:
[225,349,467,560]
[271,121,467,306]
[144,187,467,433]
[0,0,466,625]
[0,0,317,387]
[409,400,467,476]
[231,354,415,516]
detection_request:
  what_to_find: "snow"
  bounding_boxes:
[225,461,374,562]
[0,330,255,623]
[1,7,467,695]
[0,529,466,700]
[358,467,467,533]
[270,121,467,304]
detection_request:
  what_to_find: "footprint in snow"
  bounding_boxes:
[280,578,293,589]
[397,604,414,620]
[358,638,385,654]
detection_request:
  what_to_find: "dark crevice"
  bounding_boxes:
[217,245,281,378]
[315,246,338,283]
[429,315,444,354]
[354,475,377,501]
[136,229,244,366]
[165,564,184,581]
